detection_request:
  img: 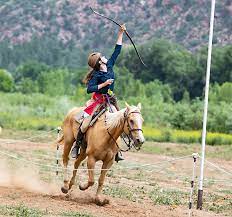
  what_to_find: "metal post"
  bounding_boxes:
[197,0,216,210]
[56,127,62,176]
[188,153,198,217]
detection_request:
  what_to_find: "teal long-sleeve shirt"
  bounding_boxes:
[87,44,122,94]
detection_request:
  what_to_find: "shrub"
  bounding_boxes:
[0,69,14,92]
[144,126,232,145]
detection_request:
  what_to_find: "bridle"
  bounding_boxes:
[106,109,143,152]
[124,110,143,135]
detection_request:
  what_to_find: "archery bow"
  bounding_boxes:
[90,7,146,67]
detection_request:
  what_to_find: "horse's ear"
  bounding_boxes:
[125,102,130,110]
[137,103,141,110]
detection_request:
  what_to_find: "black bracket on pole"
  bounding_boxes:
[197,189,203,209]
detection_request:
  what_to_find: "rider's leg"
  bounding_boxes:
[71,115,92,158]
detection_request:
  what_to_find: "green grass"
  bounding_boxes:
[144,126,232,145]
[0,204,96,217]
[0,204,48,217]
[103,184,187,206]
[103,185,147,202]
[141,141,232,160]
[1,92,232,145]
[149,186,188,206]
[0,92,77,131]
[204,193,232,215]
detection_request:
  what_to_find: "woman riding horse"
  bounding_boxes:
[59,102,145,205]
[71,24,127,161]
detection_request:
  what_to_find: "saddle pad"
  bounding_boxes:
[74,110,84,124]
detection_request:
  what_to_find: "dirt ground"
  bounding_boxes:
[0,186,228,217]
[0,138,231,217]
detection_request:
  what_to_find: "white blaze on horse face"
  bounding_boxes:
[130,112,145,144]
[136,113,145,143]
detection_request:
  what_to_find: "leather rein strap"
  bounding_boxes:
[106,110,143,152]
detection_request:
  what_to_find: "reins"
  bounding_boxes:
[105,106,143,152]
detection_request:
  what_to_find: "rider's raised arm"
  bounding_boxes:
[116,24,125,45]
[107,24,126,68]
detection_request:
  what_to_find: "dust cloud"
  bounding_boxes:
[0,159,59,195]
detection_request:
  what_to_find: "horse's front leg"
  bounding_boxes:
[95,159,114,206]
[69,149,87,190]
[79,156,96,191]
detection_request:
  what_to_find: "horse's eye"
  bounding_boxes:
[130,120,134,125]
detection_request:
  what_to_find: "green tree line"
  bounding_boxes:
[0,38,231,133]
[117,39,232,101]
[0,38,231,101]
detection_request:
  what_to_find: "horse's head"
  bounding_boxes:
[124,102,145,148]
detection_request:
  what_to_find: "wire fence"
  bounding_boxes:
[1,129,232,217]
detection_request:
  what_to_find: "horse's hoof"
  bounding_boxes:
[95,198,109,206]
[61,186,69,194]
[79,184,85,191]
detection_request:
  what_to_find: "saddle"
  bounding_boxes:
[72,97,117,158]
[89,103,107,127]
[78,103,107,151]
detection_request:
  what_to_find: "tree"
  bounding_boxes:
[218,82,232,103]
[14,61,50,82]
[0,69,14,92]
[118,39,200,101]
[16,78,39,94]
[37,68,73,96]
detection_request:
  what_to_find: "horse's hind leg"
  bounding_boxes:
[95,159,114,206]
[61,138,74,194]
[79,156,96,191]
[68,149,87,190]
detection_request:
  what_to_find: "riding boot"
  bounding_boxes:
[115,152,124,162]
[71,130,84,159]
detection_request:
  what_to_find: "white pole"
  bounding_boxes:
[197,0,216,209]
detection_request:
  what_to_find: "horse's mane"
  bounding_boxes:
[106,106,139,130]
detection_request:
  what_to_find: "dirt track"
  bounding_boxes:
[0,186,227,217]
[0,138,231,217]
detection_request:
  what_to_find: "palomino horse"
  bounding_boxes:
[57,103,145,205]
